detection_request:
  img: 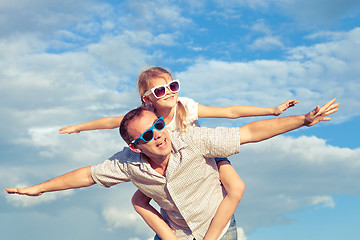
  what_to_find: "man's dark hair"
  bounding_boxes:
[120,106,149,144]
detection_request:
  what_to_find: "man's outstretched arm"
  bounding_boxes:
[5,166,95,196]
[240,98,339,144]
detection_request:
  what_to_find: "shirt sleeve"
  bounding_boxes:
[185,126,241,159]
[91,150,132,188]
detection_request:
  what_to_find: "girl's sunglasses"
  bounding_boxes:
[130,117,166,144]
[144,79,180,99]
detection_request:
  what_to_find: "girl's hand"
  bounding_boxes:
[59,126,80,134]
[273,99,299,116]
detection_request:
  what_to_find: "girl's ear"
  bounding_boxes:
[142,95,152,106]
[129,143,142,153]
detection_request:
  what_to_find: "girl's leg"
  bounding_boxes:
[203,160,245,240]
[131,189,178,240]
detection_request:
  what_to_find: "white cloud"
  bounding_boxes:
[288,28,360,63]
[277,0,360,27]
[214,0,270,10]
[123,0,192,30]
[0,2,359,239]
[230,135,360,232]
[309,196,335,208]
[0,0,106,38]
[213,0,360,28]
[249,36,284,50]
[14,126,125,165]
[249,19,272,35]
[102,205,154,238]
[103,206,140,229]
[153,33,177,46]
[178,28,360,123]
[0,205,108,239]
[237,227,248,240]
[0,29,148,150]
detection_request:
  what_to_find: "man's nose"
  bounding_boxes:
[154,129,163,139]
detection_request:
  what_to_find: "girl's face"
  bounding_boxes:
[143,74,178,111]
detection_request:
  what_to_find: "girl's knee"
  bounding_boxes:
[227,179,245,202]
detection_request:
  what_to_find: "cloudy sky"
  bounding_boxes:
[1,0,360,239]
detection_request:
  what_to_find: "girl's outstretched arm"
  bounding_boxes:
[132,190,178,240]
[239,98,339,144]
[198,99,299,119]
[59,116,124,134]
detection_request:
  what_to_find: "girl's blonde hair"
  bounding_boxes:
[138,67,187,131]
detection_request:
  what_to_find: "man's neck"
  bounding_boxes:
[145,154,170,176]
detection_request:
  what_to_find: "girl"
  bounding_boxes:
[59,67,298,239]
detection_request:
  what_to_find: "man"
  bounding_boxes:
[6,98,339,239]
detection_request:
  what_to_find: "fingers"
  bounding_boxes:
[59,126,76,134]
[328,103,340,111]
[305,98,339,126]
[5,188,19,194]
[312,105,321,116]
[321,98,337,111]
[58,127,66,134]
[59,127,71,134]
[320,102,339,117]
[5,187,42,196]
[322,117,332,121]
[289,99,299,107]
[315,99,338,116]
[325,106,339,116]
[285,99,299,108]
[326,102,339,111]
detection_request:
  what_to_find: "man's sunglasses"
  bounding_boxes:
[144,79,180,99]
[130,116,166,144]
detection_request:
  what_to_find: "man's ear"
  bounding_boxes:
[129,143,142,153]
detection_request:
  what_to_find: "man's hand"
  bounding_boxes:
[305,98,339,126]
[5,186,43,197]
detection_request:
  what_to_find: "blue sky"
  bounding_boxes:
[1,0,359,239]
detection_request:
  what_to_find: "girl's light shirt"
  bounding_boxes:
[166,97,200,132]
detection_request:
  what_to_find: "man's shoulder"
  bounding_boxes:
[185,126,237,137]
[169,126,239,142]
[109,146,140,162]
[168,126,213,146]
[177,126,240,147]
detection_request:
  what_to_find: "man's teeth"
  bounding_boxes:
[157,139,165,147]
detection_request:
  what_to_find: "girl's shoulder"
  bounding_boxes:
[178,96,198,107]
[178,96,198,115]
[178,96,199,126]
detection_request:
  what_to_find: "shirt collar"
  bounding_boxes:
[169,130,187,153]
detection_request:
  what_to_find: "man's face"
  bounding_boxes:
[128,111,172,161]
